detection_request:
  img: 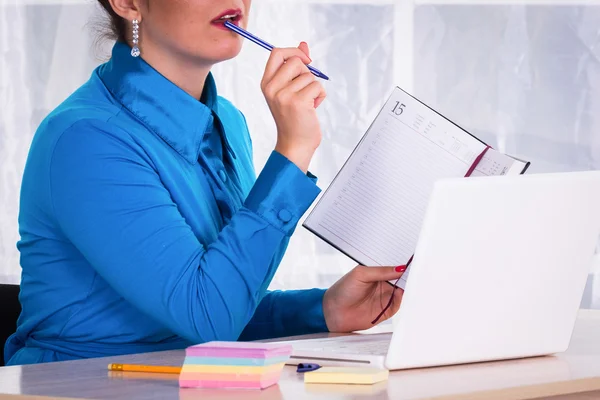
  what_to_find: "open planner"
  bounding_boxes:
[303,87,530,289]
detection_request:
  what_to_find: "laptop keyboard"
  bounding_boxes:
[291,333,392,356]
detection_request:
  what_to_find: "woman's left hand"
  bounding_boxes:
[323,265,406,333]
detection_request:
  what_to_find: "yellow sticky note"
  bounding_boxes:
[304,367,389,385]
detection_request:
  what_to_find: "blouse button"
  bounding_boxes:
[218,170,227,182]
[278,209,293,223]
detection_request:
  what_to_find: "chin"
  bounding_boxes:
[203,42,243,64]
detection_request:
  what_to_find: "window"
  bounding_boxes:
[1,1,599,303]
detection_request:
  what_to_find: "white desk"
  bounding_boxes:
[3,310,600,399]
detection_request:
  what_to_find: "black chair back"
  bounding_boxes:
[0,284,21,366]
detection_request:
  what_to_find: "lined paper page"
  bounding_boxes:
[304,87,526,288]
[471,147,528,177]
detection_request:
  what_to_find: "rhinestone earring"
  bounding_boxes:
[131,19,140,57]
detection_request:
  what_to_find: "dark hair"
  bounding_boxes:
[97,0,127,42]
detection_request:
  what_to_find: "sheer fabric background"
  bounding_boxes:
[2,0,600,305]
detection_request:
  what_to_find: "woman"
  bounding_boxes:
[5,0,405,365]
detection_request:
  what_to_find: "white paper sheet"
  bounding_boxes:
[304,87,528,288]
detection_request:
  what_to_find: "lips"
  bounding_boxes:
[211,8,243,29]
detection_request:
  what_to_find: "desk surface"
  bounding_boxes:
[3,310,600,400]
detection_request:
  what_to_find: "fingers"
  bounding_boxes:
[354,265,406,283]
[262,57,310,98]
[285,73,326,107]
[261,42,326,110]
[265,69,326,110]
[314,93,327,109]
[390,289,403,314]
[298,41,311,61]
[262,47,312,88]
[285,72,316,94]
[378,285,404,322]
[298,81,327,107]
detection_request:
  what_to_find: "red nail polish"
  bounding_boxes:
[395,265,406,273]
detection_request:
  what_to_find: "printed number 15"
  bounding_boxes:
[392,101,406,116]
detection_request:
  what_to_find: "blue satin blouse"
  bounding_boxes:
[5,41,328,365]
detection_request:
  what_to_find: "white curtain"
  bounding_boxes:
[1,1,600,304]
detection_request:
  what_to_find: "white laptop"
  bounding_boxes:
[281,171,600,370]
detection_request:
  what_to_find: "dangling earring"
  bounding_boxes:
[131,19,140,57]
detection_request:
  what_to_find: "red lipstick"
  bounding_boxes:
[211,8,243,30]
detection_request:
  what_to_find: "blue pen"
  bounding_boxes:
[224,21,330,81]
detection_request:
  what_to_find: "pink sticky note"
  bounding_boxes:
[179,373,281,390]
[185,341,292,359]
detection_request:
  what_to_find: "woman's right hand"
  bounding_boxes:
[261,42,327,173]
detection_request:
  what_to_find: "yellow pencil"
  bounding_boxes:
[107,363,181,374]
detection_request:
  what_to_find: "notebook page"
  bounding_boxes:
[471,147,528,177]
[304,87,488,273]
[395,148,528,289]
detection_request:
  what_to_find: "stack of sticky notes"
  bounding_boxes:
[304,367,389,385]
[179,341,292,390]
